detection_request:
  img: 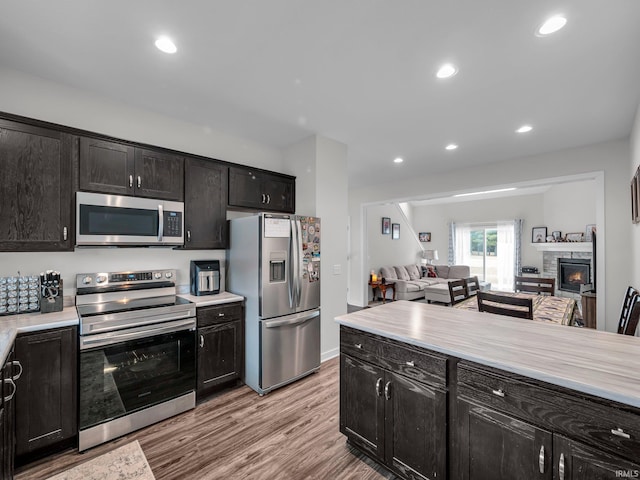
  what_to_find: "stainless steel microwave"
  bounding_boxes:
[76,192,184,246]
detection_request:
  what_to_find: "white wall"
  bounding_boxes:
[0,68,285,296]
[349,139,629,332]
[543,182,596,237]
[285,135,348,361]
[631,102,640,291]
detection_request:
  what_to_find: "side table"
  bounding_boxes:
[369,281,396,303]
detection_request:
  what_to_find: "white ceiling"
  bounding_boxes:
[1,1,639,188]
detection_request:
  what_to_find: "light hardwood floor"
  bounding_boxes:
[15,357,398,480]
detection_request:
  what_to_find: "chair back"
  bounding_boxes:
[465,276,480,295]
[620,290,640,335]
[618,286,638,334]
[477,291,533,320]
[448,279,469,305]
[515,276,555,296]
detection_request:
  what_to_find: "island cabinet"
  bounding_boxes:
[196,302,244,399]
[1,349,18,480]
[0,118,74,252]
[455,361,640,480]
[228,166,295,213]
[339,326,447,480]
[79,137,184,201]
[14,326,78,464]
[184,157,228,249]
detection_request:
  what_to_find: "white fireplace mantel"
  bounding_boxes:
[530,242,592,252]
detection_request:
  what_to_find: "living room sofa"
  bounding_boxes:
[378,264,471,303]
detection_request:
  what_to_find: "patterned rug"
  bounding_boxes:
[46,441,155,480]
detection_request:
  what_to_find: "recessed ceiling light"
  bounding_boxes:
[536,16,567,36]
[516,125,533,133]
[394,157,404,164]
[155,36,177,54]
[436,64,457,79]
[445,144,458,151]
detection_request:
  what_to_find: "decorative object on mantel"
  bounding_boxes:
[565,232,583,242]
[46,440,155,480]
[585,224,596,242]
[532,226,547,243]
[419,232,431,242]
[422,249,439,265]
[381,217,391,234]
[552,230,562,241]
[392,223,400,240]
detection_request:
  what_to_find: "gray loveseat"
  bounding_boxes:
[378,264,471,303]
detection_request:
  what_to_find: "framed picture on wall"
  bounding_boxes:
[532,227,547,243]
[381,217,391,234]
[392,223,400,240]
[419,232,431,242]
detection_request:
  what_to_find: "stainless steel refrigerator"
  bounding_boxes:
[227,213,321,395]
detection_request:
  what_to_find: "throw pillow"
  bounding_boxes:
[426,266,437,278]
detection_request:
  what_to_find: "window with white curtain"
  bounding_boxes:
[453,221,516,291]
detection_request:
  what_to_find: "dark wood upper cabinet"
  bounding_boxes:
[184,157,228,249]
[0,119,74,252]
[228,166,295,213]
[79,137,183,201]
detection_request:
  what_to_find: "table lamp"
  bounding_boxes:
[423,250,439,265]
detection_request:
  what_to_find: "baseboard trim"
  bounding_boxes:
[321,347,339,362]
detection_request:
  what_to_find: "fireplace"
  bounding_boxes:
[557,258,591,293]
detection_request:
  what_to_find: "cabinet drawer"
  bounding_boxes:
[380,342,447,387]
[197,303,243,327]
[340,327,382,364]
[458,362,640,462]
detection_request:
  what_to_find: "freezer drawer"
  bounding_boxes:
[260,310,320,392]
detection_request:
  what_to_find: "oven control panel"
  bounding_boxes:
[76,269,176,289]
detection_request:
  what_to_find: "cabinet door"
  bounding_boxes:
[79,137,135,195]
[339,354,385,461]
[184,157,228,249]
[2,351,15,480]
[134,148,184,200]
[385,372,447,480]
[457,399,553,480]
[14,327,77,458]
[553,434,640,480]
[228,166,264,209]
[197,320,243,395]
[0,120,73,251]
[262,174,295,213]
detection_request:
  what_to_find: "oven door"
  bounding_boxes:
[79,319,196,432]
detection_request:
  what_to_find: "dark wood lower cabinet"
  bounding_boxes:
[14,327,77,463]
[1,349,17,479]
[196,303,244,399]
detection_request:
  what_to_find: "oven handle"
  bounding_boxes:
[80,318,195,350]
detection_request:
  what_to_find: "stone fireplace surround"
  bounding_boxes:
[542,249,593,301]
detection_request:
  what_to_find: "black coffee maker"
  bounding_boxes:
[190,260,220,296]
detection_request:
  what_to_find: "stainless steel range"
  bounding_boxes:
[76,269,196,451]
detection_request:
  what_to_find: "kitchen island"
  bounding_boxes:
[336,300,640,480]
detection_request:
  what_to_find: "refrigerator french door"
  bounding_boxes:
[228,213,321,395]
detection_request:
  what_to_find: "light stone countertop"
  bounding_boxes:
[0,306,79,365]
[336,300,640,409]
[178,291,244,307]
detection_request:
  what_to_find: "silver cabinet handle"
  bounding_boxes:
[187,230,191,242]
[559,453,565,480]
[129,174,133,188]
[376,378,383,396]
[63,226,68,241]
[354,343,362,349]
[406,360,415,367]
[3,378,16,402]
[10,360,22,381]
[261,194,266,203]
[611,427,631,439]
[137,175,141,188]
[266,194,271,204]
[199,334,204,348]
[218,313,225,317]
[538,445,545,474]
[492,388,505,397]
[384,381,391,400]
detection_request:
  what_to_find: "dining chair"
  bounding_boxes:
[515,276,555,296]
[617,286,638,334]
[465,276,480,296]
[477,291,534,320]
[448,279,469,305]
